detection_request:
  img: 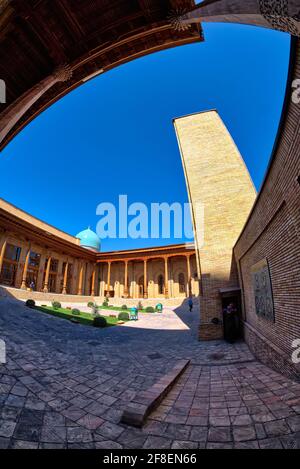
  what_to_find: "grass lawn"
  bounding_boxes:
[34,306,119,327]
[101,305,160,313]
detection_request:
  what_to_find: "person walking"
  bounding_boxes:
[188,297,193,312]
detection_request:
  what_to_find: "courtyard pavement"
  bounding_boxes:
[0,296,299,449]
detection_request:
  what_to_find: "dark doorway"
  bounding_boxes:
[220,289,243,342]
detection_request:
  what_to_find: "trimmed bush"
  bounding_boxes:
[52,301,61,310]
[118,312,129,321]
[102,300,109,307]
[121,305,128,310]
[70,318,79,324]
[93,316,107,328]
[145,306,155,313]
[26,299,35,308]
[72,308,80,316]
[87,301,95,308]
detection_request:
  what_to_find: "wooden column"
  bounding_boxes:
[0,239,7,278]
[164,256,169,299]
[144,259,148,299]
[106,261,111,296]
[36,252,46,292]
[0,65,73,145]
[55,260,63,294]
[124,260,128,298]
[43,256,51,293]
[21,247,31,290]
[62,261,69,295]
[91,264,97,296]
[77,262,84,295]
[186,254,192,297]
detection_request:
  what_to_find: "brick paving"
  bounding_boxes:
[0,297,299,449]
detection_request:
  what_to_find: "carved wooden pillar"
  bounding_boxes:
[0,239,7,278]
[55,259,63,294]
[77,262,84,296]
[144,259,148,299]
[36,252,46,292]
[0,65,73,145]
[62,261,69,295]
[21,247,31,290]
[124,260,129,298]
[186,254,192,297]
[43,256,52,293]
[106,261,111,296]
[91,264,97,296]
[164,256,169,299]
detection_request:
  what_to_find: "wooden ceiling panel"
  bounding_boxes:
[0,0,203,150]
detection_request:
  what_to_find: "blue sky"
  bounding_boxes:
[0,23,290,252]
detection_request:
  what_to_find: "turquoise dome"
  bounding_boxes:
[76,228,101,252]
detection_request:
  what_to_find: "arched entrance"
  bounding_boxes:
[138,276,144,299]
[158,274,165,296]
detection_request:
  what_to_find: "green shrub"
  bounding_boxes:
[118,312,129,321]
[52,301,61,310]
[72,308,80,316]
[121,304,128,310]
[145,306,155,313]
[26,299,35,308]
[70,318,79,324]
[87,301,95,308]
[102,300,109,307]
[93,316,107,328]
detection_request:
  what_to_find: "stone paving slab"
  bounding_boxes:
[121,359,190,427]
[0,296,299,449]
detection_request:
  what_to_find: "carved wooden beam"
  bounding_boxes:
[0,64,72,144]
[174,0,300,36]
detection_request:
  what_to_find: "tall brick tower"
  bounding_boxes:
[174,110,257,340]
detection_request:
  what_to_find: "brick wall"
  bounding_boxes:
[234,38,300,379]
[174,111,257,340]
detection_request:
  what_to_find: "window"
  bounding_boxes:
[0,262,18,287]
[4,244,21,262]
[50,259,58,272]
[0,243,21,287]
[43,258,59,292]
[158,274,164,295]
[179,273,186,294]
[29,252,41,268]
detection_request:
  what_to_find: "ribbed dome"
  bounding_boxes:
[76,228,101,252]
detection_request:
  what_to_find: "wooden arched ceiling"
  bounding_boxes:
[0,0,202,150]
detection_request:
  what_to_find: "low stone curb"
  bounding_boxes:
[120,359,190,428]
